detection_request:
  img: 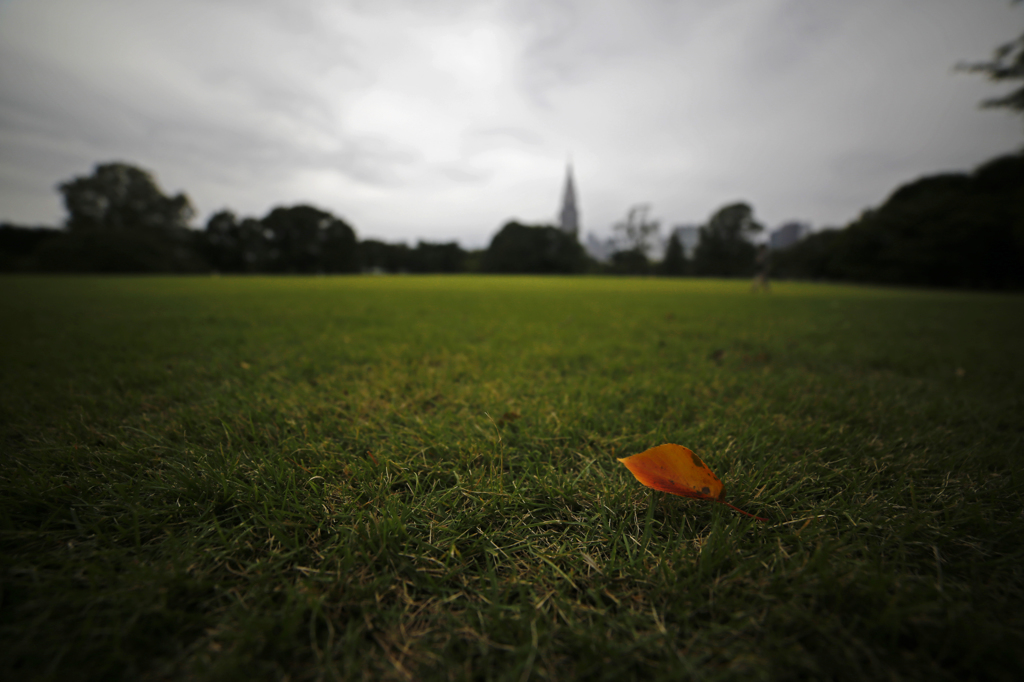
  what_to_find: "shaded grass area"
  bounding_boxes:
[1,275,1023,681]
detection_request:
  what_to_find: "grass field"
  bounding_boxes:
[2,275,1023,681]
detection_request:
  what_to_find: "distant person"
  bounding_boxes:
[752,244,771,292]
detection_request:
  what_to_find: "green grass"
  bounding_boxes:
[1,275,1023,681]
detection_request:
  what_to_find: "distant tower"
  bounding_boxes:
[558,163,579,238]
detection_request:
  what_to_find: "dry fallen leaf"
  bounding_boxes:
[618,443,767,521]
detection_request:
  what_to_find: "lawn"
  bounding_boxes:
[1,275,1023,681]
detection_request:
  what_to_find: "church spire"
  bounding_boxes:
[558,162,579,238]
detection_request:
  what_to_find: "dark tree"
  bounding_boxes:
[483,221,586,273]
[356,240,467,273]
[59,162,193,234]
[358,240,411,272]
[661,232,687,276]
[610,204,659,273]
[613,205,660,254]
[609,248,651,275]
[770,229,843,280]
[37,162,204,272]
[771,153,1024,288]
[692,202,763,276]
[0,224,60,271]
[204,210,243,272]
[236,218,273,272]
[407,241,466,273]
[260,205,357,273]
[201,211,275,273]
[958,2,1023,117]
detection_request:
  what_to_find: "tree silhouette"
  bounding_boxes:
[260,205,357,273]
[483,221,586,273]
[958,2,1023,119]
[661,232,687,276]
[608,205,659,275]
[38,162,203,272]
[613,205,659,256]
[58,162,193,234]
[692,202,763,276]
[771,154,1024,288]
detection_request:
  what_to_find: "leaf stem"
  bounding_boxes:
[718,500,768,522]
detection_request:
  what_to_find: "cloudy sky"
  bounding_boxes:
[0,0,1020,247]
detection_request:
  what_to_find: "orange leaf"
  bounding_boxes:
[617,443,767,521]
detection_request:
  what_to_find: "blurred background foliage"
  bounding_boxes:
[2,151,1021,289]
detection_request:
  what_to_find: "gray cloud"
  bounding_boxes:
[0,0,1020,246]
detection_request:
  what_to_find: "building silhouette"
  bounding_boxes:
[558,163,579,237]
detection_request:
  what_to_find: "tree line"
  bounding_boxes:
[3,14,1022,285]
[771,153,1024,289]
[0,159,763,278]
[0,163,476,275]
[1,153,1022,288]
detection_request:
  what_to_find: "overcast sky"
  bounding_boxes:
[0,0,1021,247]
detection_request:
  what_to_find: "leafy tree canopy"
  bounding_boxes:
[260,205,358,273]
[483,221,586,274]
[58,162,193,233]
[613,204,660,256]
[37,162,202,272]
[772,153,1024,288]
[958,1,1023,118]
[692,202,763,276]
[202,210,272,273]
[661,232,687,276]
